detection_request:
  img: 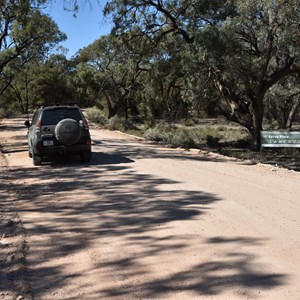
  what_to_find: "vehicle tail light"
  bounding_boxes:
[79,119,89,130]
[35,119,41,133]
[83,118,89,130]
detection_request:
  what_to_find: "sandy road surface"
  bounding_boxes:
[0,116,299,300]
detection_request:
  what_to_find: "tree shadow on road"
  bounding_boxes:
[0,121,288,299]
[100,251,285,299]
[1,162,288,299]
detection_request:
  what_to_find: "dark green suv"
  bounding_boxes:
[25,105,92,165]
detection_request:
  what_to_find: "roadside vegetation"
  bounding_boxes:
[84,107,300,171]
[85,106,249,148]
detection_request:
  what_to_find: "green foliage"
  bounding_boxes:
[143,123,176,143]
[0,107,14,119]
[106,115,124,131]
[102,0,300,150]
[265,75,300,128]
[192,126,222,145]
[0,53,75,114]
[85,107,108,125]
[143,123,197,149]
[170,128,197,149]
[206,135,220,148]
[106,115,137,131]
[141,121,249,149]
[184,118,196,127]
[0,1,66,73]
[0,1,67,114]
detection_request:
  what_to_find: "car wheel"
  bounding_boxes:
[55,118,81,145]
[33,154,42,166]
[81,151,91,163]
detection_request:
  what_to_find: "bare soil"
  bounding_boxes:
[0,116,299,299]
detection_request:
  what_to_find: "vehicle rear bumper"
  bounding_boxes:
[38,144,91,155]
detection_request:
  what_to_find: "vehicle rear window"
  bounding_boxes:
[41,109,83,125]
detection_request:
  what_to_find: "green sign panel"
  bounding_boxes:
[260,131,300,148]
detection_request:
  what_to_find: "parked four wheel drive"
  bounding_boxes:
[25,105,92,165]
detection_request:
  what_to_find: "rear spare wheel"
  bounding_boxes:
[55,118,81,145]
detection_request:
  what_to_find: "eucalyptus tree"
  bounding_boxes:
[0,0,65,73]
[0,0,66,113]
[265,75,300,129]
[72,61,99,107]
[32,54,75,106]
[0,58,37,113]
[139,36,192,121]
[0,53,74,114]
[77,33,153,119]
[103,0,225,44]
[201,0,300,149]
[104,0,300,149]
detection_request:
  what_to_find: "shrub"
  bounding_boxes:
[107,115,125,130]
[143,126,172,143]
[192,126,222,145]
[233,138,251,148]
[0,108,7,119]
[0,107,15,118]
[206,135,220,147]
[170,128,197,149]
[106,115,137,131]
[85,107,107,125]
[184,118,195,127]
[143,124,197,149]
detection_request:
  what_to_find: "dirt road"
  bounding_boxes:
[0,117,299,300]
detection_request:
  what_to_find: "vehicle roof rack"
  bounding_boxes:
[41,103,78,108]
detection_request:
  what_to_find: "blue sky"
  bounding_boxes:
[44,1,112,57]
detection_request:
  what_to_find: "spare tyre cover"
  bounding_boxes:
[55,118,81,145]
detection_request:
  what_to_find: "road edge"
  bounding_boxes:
[0,145,32,300]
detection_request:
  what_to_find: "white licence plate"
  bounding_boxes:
[43,140,54,146]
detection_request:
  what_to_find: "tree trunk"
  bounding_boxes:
[105,92,128,119]
[250,97,264,151]
[277,105,287,129]
[286,98,300,129]
[104,93,116,118]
